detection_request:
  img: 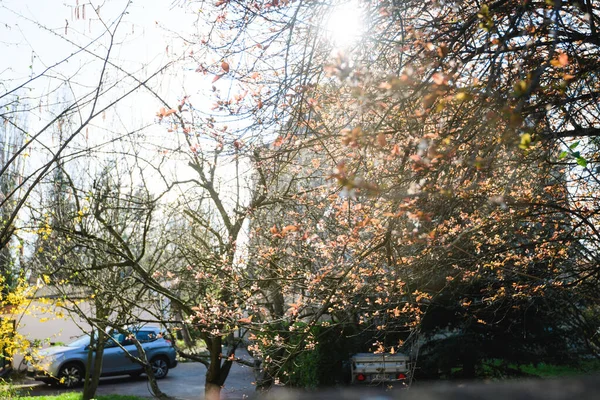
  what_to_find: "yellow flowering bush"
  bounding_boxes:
[0,276,37,370]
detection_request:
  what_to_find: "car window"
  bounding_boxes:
[67,335,91,348]
[105,333,126,348]
[136,330,159,343]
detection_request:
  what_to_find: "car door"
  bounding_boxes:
[101,334,127,374]
[121,329,156,372]
[121,333,141,373]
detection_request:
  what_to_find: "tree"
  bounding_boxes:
[0,1,176,250]
[0,276,37,376]
[0,98,28,287]
[183,0,600,385]
[29,157,173,399]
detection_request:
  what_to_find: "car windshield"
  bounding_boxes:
[66,333,119,348]
[67,335,91,348]
[65,328,162,348]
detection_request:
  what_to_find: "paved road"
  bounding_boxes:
[24,350,257,399]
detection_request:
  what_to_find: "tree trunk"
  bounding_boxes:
[205,382,221,400]
[204,334,238,400]
[255,279,286,391]
[132,337,171,399]
[83,328,107,400]
[173,303,194,348]
[205,335,223,400]
[181,324,194,349]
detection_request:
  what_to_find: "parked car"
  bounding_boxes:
[27,326,177,388]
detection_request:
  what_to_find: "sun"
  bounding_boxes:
[324,0,364,49]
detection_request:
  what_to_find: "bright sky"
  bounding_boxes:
[325,0,364,49]
[0,0,365,259]
[1,1,258,256]
[1,0,198,179]
[1,1,184,85]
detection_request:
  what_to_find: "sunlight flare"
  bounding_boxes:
[324,0,364,48]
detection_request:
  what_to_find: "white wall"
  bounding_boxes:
[8,299,92,369]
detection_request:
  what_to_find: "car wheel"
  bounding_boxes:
[57,362,84,388]
[151,356,169,379]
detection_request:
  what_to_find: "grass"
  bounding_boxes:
[16,394,148,400]
[520,359,600,378]
[175,339,207,362]
[479,358,600,379]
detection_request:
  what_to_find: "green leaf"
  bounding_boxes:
[576,157,588,167]
[478,4,489,17]
[558,151,568,159]
[519,133,532,149]
[569,141,580,149]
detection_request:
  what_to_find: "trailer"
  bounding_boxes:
[350,352,410,385]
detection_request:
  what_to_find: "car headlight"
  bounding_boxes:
[45,353,65,363]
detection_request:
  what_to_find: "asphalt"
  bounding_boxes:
[16,349,256,399]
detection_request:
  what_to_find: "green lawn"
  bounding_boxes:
[479,359,600,379]
[519,360,600,378]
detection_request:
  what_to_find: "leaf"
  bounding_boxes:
[282,225,299,233]
[513,80,528,96]
[423,93,438,108]
[436,44,448,58]
[569,141,580,149]
[212,74,223,83]
[221,61,230,73]
[551,52,569,67]
[156,107,177,119]
[377,132,387,147]
[455,91,472,102]
[432,73,445,85]
[558,53,569,66]
[519,133,532,149]
[478,4,489,17]
[576,157,588,167]
[558,151,568,160]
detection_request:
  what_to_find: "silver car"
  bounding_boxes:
[27,326,177,388]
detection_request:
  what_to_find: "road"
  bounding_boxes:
[24,350,257,399]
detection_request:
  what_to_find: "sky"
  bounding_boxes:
[1,0,261,262]
[0,0,364,263]
[1,0,202,182]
